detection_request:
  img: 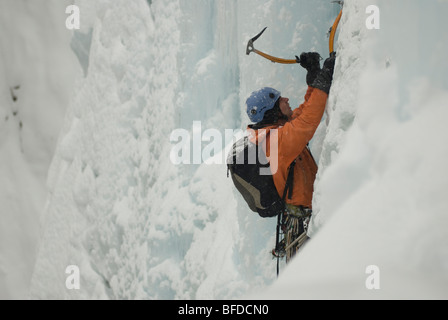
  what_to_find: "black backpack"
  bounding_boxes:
[226,135,296,218]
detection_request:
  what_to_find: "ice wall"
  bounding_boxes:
[0,0,78,299]
[261,0,448,299]
[28,0,337,299]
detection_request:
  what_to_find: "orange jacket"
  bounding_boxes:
[248,87,328,208]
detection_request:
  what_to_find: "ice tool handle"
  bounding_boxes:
[246,27,299,65]
[330,5,342,54]
[329,2,343,54]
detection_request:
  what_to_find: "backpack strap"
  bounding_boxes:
[276,158,297,276]
[282,159,297,201]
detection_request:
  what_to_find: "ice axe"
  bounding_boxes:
[246,27,299,64]
[247,4,343,65]
[329,1,343,54]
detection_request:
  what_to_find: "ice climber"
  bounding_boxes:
[245,52,336,261]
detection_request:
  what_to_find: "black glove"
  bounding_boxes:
[296,52,321,86]
[311,52,336,94]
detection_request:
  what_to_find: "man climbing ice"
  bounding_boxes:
[245,52,336,262]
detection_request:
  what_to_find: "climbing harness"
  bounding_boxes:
[272,205,312,275]
[283,205,312,263]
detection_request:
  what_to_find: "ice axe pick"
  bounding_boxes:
[246,27,299,65]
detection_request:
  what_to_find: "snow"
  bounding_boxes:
[1,0,447,300]
[0,0,79,299]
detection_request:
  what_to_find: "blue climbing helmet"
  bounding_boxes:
[246,87,281,123]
